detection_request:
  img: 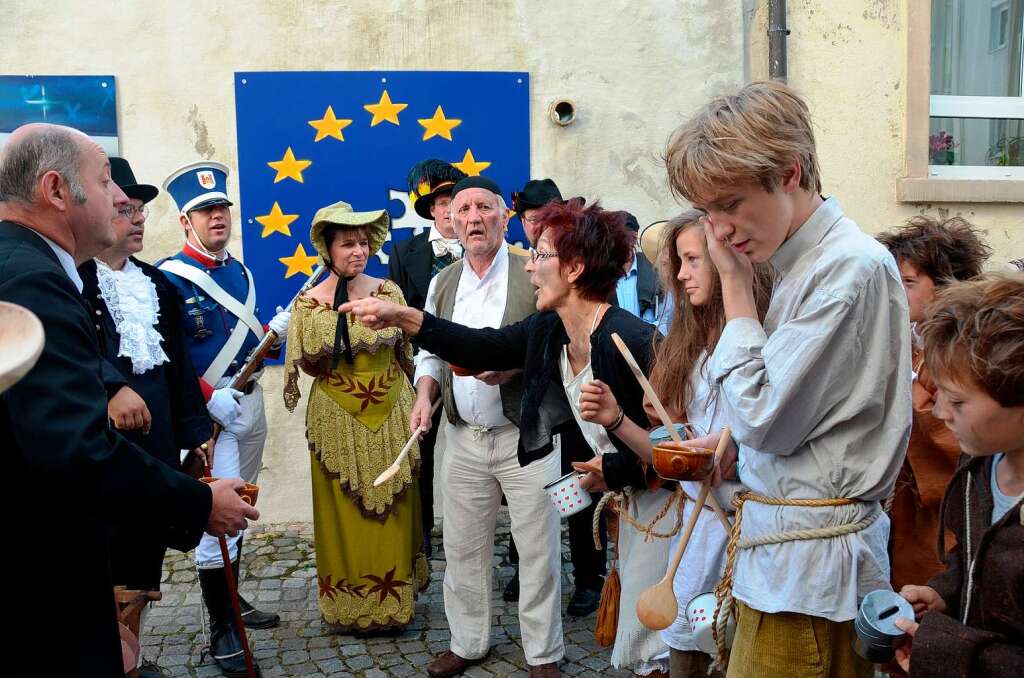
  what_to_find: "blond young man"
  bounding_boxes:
[664,82,912,677]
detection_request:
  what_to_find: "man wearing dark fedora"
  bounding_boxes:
[512,178,563,247]
[388,158,466,555]
[78,157,215,677]
[616,212,660,324]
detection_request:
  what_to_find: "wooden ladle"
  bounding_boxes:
[0,301,45,394]
[610,333,732,533]
[635,425,732,631]
[373,399,440,487]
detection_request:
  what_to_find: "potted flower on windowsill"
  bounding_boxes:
[929,130,957,165]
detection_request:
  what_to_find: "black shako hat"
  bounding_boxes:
[451,175,502,200]
[512,178,562,217]
[110,157,159,204]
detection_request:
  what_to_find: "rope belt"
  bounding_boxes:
[710,491,882,671]
[592,485,690,550]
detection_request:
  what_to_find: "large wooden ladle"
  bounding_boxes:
[635,424,732,631]
[0,301,45,394]
[610,333,732,532]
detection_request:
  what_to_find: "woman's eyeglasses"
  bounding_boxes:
[529,247,558,263]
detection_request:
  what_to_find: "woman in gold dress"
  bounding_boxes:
[284,200,428,632]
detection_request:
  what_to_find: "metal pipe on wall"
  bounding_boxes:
[768,0,790,81]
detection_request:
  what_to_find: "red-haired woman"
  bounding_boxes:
[341,200,670,676]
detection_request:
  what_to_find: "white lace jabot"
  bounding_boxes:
[95,259,169,374]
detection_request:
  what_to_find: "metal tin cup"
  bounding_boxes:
[685,591,736,655]
[853,589,915,663]
[544,471,594,519]
[649,423,705,446]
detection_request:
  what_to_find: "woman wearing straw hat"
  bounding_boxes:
[283,200,428,632]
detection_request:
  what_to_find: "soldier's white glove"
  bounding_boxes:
[268,305,290,341]
[208,387,243,428]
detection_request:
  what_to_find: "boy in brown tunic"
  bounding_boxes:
[894,273,1024,676]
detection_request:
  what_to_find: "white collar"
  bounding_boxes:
[33,230,83,292]
[428,224,457,243]
[95,258,169,374]
[462,242,509,283]
[429,224,463,259]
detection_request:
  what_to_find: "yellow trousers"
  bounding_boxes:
[726,602,874,678]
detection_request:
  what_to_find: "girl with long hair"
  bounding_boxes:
[579,210,773,677]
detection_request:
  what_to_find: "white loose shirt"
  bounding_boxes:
[414,243,512,428]
[709,197,912,622]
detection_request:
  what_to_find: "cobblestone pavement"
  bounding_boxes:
[145,512,629,677]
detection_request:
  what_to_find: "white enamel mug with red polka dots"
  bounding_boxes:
[543,471,593,519]
[685,592,736,655]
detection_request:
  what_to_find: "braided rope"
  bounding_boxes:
[593,491,620,551]
[710,491,879,671]
[613,485,686,542]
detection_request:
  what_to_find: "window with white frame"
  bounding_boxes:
[929,0,1023,179]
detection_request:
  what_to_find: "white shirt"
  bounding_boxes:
[33,230,83,292]
[662,358,744,651]
[559,347,617,457]
[414,243,511,428]
[708,197,912,621]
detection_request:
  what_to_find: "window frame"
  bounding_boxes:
[899,0,1024,202]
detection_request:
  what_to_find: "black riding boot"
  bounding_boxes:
[232,537,280,629]
[198,567,258,677]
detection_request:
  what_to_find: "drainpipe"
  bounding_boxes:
[768,0,790,82]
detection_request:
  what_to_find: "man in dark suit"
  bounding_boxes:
[388,158,466,554]
[616,212,661,323]
[0,123,257,677]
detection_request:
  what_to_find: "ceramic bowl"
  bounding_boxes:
[449,363,481,377]
[652,441,715,481]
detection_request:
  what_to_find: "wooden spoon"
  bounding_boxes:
[373,399,440,487]
[635,425,731,631]
[610,333,732,533]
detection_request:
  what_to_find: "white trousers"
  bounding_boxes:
[195,383,268,569]
[441,421,564,666]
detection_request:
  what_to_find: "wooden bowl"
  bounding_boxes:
[449,363,481,377]
[0,301,45,394]
[651,441,714,481]
[200,477,260,506]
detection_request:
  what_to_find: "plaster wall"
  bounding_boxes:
[1,0,746,523]
[3,0,1020,524]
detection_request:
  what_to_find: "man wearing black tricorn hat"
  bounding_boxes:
[389,158,466,555]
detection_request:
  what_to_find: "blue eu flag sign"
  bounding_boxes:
[234,70,530,322]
